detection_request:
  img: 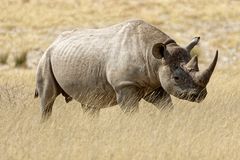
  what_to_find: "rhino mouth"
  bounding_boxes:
[177,89,207,103]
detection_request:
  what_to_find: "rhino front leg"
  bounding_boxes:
[115,84,144,113]
[143,87,173,110]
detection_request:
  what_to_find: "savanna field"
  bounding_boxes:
[0,0,240,159]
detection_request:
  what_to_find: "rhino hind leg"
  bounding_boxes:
[40,97,56,121]
[36,55,61,121]
[143,87,173,111]
[38,76,60,121]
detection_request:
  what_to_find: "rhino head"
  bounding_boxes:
[152,37,218,102]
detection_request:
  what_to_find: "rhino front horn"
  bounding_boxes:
[196,50,218,86]
[186,37,200,52]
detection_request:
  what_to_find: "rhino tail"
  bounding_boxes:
[34,88,39,98]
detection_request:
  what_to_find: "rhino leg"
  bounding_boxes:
[115,85,144,113]
[82,104,100,117]
[39,84,60,121]
[36,54,61,121]
[37,77,60,121]
[143,87,173,110]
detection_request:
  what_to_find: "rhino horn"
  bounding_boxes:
[196,50,218,86]
[186,55,199,71]
[186,37,200,52]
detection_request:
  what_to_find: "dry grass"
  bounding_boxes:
[0,65,240,160]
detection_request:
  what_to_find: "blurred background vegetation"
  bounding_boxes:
[0,0,239,67]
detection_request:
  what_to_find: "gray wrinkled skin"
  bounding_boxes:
[35,20,218,120]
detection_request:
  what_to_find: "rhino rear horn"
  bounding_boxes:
[186,37,200,52]
[196,50,218,86]
[186,55,199,71]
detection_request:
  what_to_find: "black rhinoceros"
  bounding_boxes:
[35,20,218,120]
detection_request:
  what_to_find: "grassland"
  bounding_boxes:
[1,0,240,159]
[1,64,240,160]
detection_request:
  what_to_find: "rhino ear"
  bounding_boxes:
[152,43,166,59]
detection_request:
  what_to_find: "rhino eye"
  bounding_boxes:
[174,65,179,70]
[174,76,180,81]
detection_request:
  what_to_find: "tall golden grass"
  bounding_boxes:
[0,64,240,159]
